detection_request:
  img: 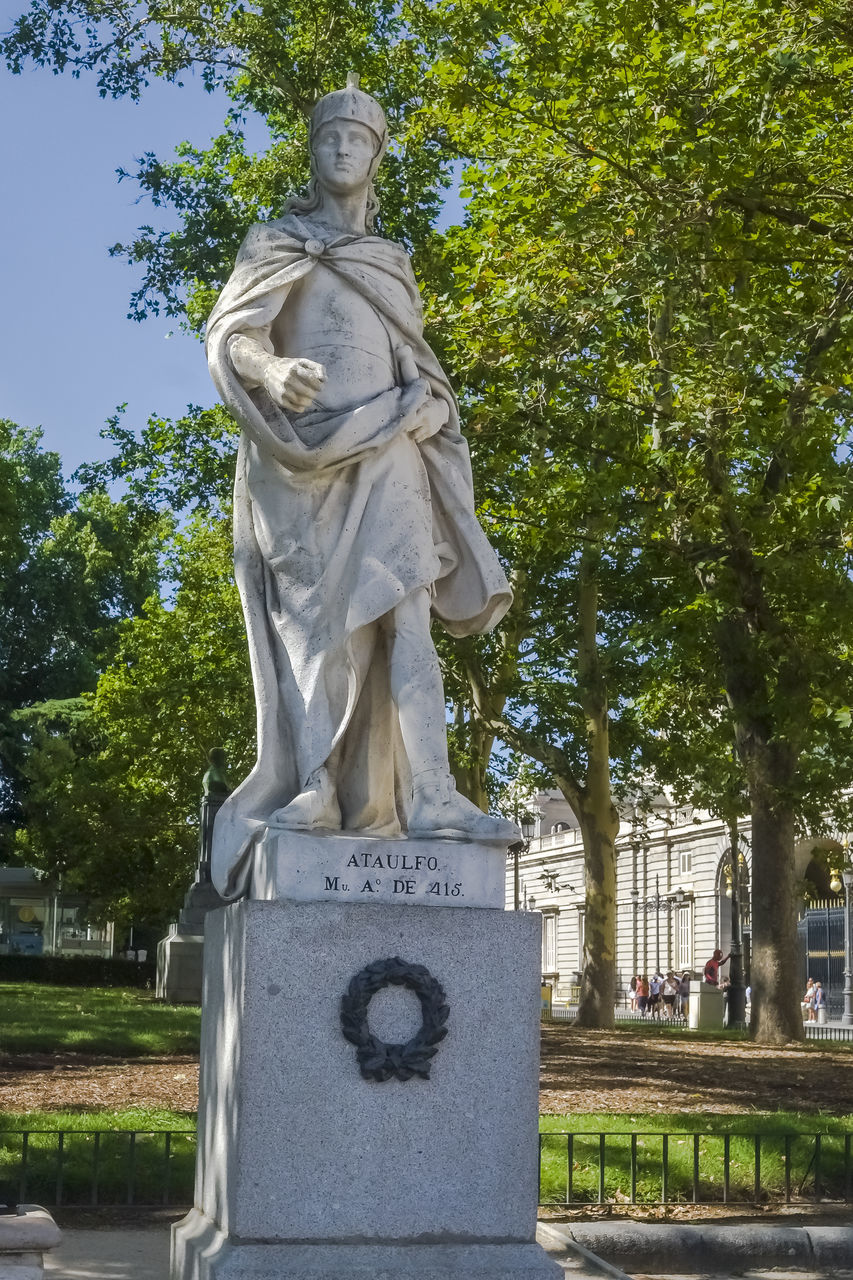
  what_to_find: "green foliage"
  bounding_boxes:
[77,404,239,517]
[0,983,200,1055]
[7,0,853,1030]
[15,517,253,926]
[407,0,853,823]
[0,423,166,856]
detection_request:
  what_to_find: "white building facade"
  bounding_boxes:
[506,791,835,1004]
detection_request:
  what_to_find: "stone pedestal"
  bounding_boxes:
[171,887,560,1280]
[688,980,724,1030]
[0,1206,61,1279]
[156,927,205,1005]
[157,837,226,1004]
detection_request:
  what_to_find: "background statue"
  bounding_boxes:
[207,74,516,897]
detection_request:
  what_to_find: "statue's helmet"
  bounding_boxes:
[309,73,388,164]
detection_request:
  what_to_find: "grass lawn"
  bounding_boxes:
[539,1112,853,1205]
[0,983,201,1056]
[0,1108,848,1209]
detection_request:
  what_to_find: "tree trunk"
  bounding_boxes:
[573,793,619,1028]
[747,744,804,1044]
[572,543,619,1029]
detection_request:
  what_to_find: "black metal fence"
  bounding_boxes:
[3,1126,851,1210]
[797,903,846,1020]
[539,1130,853,1206]
[0,1129,196,1208]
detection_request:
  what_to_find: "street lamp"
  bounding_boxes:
[727,832,748,1030]
[505,800,537,911]
[639,875,684,974]
[541,870,575,894]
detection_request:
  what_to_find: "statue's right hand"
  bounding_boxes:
[263,357,326,413]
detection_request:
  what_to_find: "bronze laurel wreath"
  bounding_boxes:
[340,956,449,1082]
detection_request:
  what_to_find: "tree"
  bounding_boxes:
[0,422,165,854]
[11,0,853,1041]
[16,516,254,926]
[409,0,853,1041]
[3,0,659,1027]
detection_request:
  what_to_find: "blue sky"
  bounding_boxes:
[0,19,465,480]
[0,29,263,475]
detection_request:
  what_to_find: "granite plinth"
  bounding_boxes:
[173,1216,561,1280]
[171,893,557,1280]
[250,829,507,908]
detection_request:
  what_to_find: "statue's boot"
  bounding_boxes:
[407,772,518,842]
[269,767,342,831]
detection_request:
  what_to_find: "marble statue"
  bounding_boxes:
[207,74,516,898]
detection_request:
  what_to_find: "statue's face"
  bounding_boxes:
[312,119,378,195]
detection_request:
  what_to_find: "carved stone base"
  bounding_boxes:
[251,828,508,909]
[170,889,552,1279]
[173,1211,561,1280]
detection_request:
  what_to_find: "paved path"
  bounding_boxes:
[43,1225,623,1279]
[42,1223,853,1278]
[45,1226,169,1279]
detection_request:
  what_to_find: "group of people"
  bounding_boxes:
[629,971,691,1019]
[801,977,827,1021]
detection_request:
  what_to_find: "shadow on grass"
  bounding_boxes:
[0,983,200,1056]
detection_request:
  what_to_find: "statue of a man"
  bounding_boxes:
[207,75,516,897]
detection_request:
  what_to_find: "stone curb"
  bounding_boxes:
[537,1225,634,1279]
[538,1221,853,1274]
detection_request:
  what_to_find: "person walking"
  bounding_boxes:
[662,972,678,1019]
[802,977,816,1021]
[678,971,691,1020]
[813,981,826,1024]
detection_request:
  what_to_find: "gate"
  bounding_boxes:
[797,903,845,1020]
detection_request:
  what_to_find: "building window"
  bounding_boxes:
[542,911,558,973]
[680,848,692,875]
[676,904,692,971]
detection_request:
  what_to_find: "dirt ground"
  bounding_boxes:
[0,1053,199,1114]
[539,1025,853,1114]
[1,1024,851,1116]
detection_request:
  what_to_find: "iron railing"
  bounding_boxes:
[544,1006,689,1027]
[538,1130,853,1206]
[3,1126,851,1210]
[0,1129,196,1208]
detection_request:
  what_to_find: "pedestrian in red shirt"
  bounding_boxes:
[703,948,730,986]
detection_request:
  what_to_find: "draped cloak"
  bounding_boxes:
[206,214,512,898]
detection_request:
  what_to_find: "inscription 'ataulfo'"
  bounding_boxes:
[250,831,504,909]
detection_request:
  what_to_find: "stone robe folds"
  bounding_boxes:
[206,215,512,898]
